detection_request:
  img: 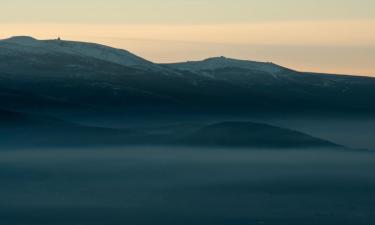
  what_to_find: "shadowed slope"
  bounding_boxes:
[0,110,340,149]
[0,109,133,147]
[178,122,340,148]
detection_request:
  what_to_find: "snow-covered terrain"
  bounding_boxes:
[0,35,374,120]
[0,36,158,70]
[1,37,289,74]
[165,56,287,73]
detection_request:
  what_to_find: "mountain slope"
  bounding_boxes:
[166,57,375,114]
[0,109,340,149]
[0,108,134,147]
[165,56,287,74]
[0,36,159,70]
[177,122,339,148]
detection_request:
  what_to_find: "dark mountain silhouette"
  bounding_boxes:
[0,108,135,147]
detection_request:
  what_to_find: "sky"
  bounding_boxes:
[0,0,374,76]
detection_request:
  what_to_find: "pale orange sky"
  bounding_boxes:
[1,0,375,76]
[1,22,374,76]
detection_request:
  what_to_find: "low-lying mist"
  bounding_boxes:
[1,147,374,225]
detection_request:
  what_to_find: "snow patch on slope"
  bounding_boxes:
[2,36,41,46]
[0,36,158,69]
[45,40,156,68]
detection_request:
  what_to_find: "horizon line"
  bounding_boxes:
[1,35,374,78]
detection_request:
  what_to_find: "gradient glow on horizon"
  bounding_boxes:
[1,0,375,76]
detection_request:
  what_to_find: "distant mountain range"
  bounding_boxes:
[0,36,374,149]
[0,36,374,118]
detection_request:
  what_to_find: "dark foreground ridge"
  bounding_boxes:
[177,122,340,148]
[0,108,340,149]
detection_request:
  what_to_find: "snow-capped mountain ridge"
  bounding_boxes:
[1,36,290,74]
[165,56,287,73]
[0,36,375,118]
[0,36,158,69]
